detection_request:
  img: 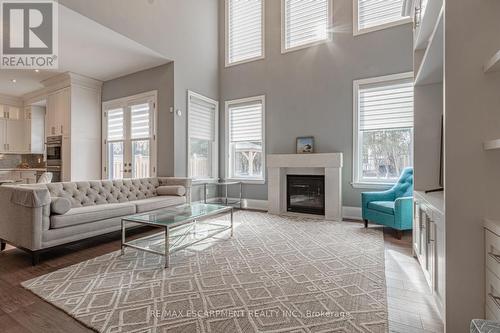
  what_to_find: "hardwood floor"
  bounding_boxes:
[383,228,444,333]
[0,221,443,333]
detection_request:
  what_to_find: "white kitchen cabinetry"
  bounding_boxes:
[0,105,28,153]
[413,191,445,316]
[24,73,102,181]
[46,88,70,137]
[25,106,45,154]
[5,118,28,152]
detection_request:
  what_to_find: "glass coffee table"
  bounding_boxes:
[121,203,233,268]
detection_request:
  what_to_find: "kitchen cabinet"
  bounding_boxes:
[46,88,70,137]
[25,106,45,153]
[5,118,28,152]
[1,104,26,153]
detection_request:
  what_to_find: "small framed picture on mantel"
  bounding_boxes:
[296,136,314,154]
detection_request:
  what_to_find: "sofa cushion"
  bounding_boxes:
[130,196,185,213]
[157,185,186,197]
[368,201,395,215]
[50,203,136,229]
[50,197,71,215]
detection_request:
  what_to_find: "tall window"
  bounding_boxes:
[226,96,265,182]
[354,0,412,35]
[225,0,264,66]
[188,91,218,180]
[353,73,414,186]
[102,91,157,180]
[282,0,332,53]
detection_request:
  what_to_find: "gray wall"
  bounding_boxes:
[219,0,413,207]
[102,63,175,176]
[60,0,219,177]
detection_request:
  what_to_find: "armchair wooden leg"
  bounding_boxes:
[31,251,40,266]
[364,219,368,228]
[0,239,5,251]
[396,230,403,240]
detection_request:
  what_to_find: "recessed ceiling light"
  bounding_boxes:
[11,79,16,83]
[34,69,39,73]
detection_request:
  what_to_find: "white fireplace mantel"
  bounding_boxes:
[267,153,343,221]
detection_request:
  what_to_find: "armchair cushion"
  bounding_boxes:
[368,201,395,215]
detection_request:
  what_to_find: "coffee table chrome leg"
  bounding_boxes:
[121,219,125,255]
[239,182,242,209]
[230,208,234,237]
[164,226,169,268]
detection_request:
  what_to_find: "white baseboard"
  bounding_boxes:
[196,197,362,220]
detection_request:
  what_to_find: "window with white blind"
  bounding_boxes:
[188,91,219,180]
[281,0,332,53]
[102,91,157,180]
[354,0,412,35]
[225,0,264,66]
[353,73,414,186]
[226,95,265,182]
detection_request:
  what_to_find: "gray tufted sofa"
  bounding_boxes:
[0,177,191,264]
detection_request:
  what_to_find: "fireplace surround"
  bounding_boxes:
[267,153,343,220]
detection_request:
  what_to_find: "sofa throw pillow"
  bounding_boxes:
[51,197,72,215]
[157,185,186,197]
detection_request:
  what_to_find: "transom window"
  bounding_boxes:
[225,0,264,66]
[354,0,412,35]
[226,96,265,183]
[187,91,219,180]
[353,73,414,186]
[282,0,332,52]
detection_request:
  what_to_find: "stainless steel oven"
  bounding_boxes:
[46,136,62,166]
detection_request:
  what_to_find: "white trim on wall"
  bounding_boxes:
[225,95,266,184]
[186,90,219,181]
[352,72,414,188]
[224,0,265,67]
[353,0,413,36]
[280,0,333,54]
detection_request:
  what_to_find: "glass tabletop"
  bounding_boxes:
[122,203,231,226]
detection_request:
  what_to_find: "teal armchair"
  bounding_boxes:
[361,167,413,239]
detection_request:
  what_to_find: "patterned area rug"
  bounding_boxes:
[22,211,388,332]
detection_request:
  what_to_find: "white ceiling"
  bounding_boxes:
[0,4,169,97]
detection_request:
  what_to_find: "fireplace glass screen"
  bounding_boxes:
[287,175,325,215]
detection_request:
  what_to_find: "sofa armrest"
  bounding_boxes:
[394,196,413,229]
[0,185,50,250]
[158,177,192,202]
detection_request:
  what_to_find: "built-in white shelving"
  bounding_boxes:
[484,50,500,73]
[483,139,500,150]
[414,0,444,51]
[415,8,443,86]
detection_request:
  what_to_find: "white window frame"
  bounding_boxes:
[102,90,158,180]
[352,72,414,189]
[281,0,333,54]
[353,0,413,36]
[187,90,219,182]
[225,95,266,184]
[225,0,265,67]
